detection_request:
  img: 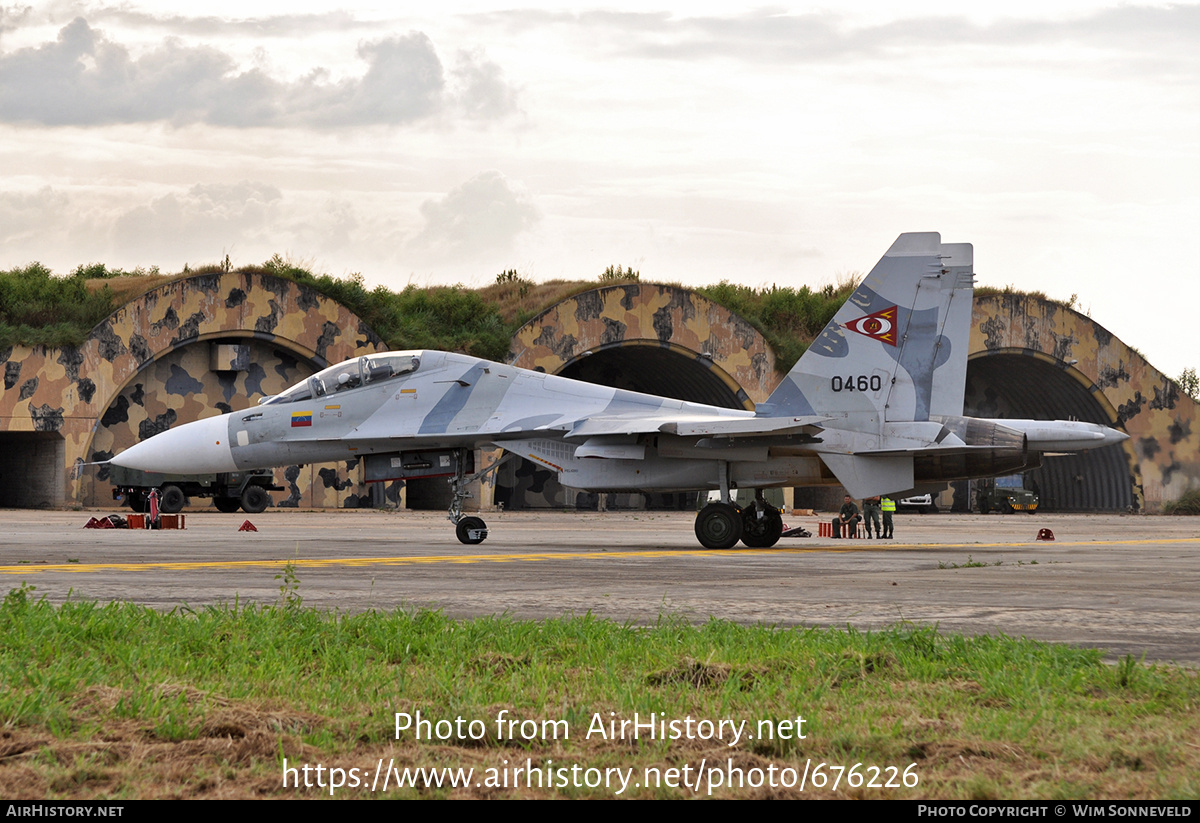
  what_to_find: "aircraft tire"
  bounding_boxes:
[740,507,783,548]
[695,503,743,550]
[456,516,488,545]
[213,496,242,513]
[241,486,270,514]
[159,485,186,514]
[126,492,148,513]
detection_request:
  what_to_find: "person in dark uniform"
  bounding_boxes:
[863,495,882,538]
[832,494,861,538]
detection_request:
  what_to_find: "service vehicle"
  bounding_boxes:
[109,465,280,514]
[976,475,1039,514]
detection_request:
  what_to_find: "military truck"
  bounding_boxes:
[976,475,1039,514]
[109,465,281,514]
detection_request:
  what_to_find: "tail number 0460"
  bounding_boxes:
[831,375,883,392]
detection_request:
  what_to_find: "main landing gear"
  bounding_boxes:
[447,449,514,545]
[740,493,784,548]
[695,496,783,550]
[693,464,783,550]
[694,501,742,549]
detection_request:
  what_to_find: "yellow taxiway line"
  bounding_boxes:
[1,537,1197,575]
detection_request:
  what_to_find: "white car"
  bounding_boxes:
[898,494,938,514]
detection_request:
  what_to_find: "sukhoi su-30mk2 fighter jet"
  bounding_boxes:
[110,233,1129,548]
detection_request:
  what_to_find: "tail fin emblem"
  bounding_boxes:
[845,306,898,346]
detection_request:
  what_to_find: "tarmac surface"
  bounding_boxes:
[2,508,1198,663]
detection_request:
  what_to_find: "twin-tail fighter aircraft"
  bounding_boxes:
[110,233,1128,548]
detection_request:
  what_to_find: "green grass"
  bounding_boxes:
[1,585,1197,799]
[1163,488,1200,515]
[0,264,120,349]
[695,280,854,372]
[937,555,1002,569]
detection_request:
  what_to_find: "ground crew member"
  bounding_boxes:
[863,496,882,538]
[881,496,896,539]
[832,494,861,538]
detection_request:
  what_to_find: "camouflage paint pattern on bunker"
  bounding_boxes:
[969,293,1198,511]
[0,271,386,509]
[510,284,777,407]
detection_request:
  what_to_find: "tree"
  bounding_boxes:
[598,265,639,282]
[1178,367,1199,401]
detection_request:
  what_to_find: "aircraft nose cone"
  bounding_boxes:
[110,415,237,474]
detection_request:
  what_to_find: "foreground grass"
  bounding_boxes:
[0,587,1197,799]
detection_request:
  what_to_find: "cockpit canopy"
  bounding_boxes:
[261,353,420,406]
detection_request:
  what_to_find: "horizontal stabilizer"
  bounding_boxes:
[857,444,1014,457]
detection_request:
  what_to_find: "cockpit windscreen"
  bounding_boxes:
[261,353,420,406]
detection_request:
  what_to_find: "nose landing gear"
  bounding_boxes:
[447,449,514,545]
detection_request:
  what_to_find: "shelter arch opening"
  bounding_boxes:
[964,351,1134,511]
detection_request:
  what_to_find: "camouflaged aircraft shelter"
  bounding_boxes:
[500,284,1194,514]
[965,293,1197,513]
[0,271,392,510]
[0,275,1194,513]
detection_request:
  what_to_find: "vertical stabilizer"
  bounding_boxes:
[762,232,975,424]
[927,242,974,417]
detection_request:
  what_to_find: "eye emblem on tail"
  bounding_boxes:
[844,306,898,346]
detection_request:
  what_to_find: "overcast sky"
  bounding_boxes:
[1,1,1196,378]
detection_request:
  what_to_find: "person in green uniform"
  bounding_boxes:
[881,496,896,539]
[832,494,861,538]
[863,496,882,538]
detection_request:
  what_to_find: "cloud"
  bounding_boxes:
[451,48,520,120]
[86,8,366,39]
[112,181,282,260]
[412,171,539,259]
[282,198,361,255]
[0,18,519,128]
[295,32,446,127]
[0,5,30,38]
[484,6,1200,68]
[0,187,70,243]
